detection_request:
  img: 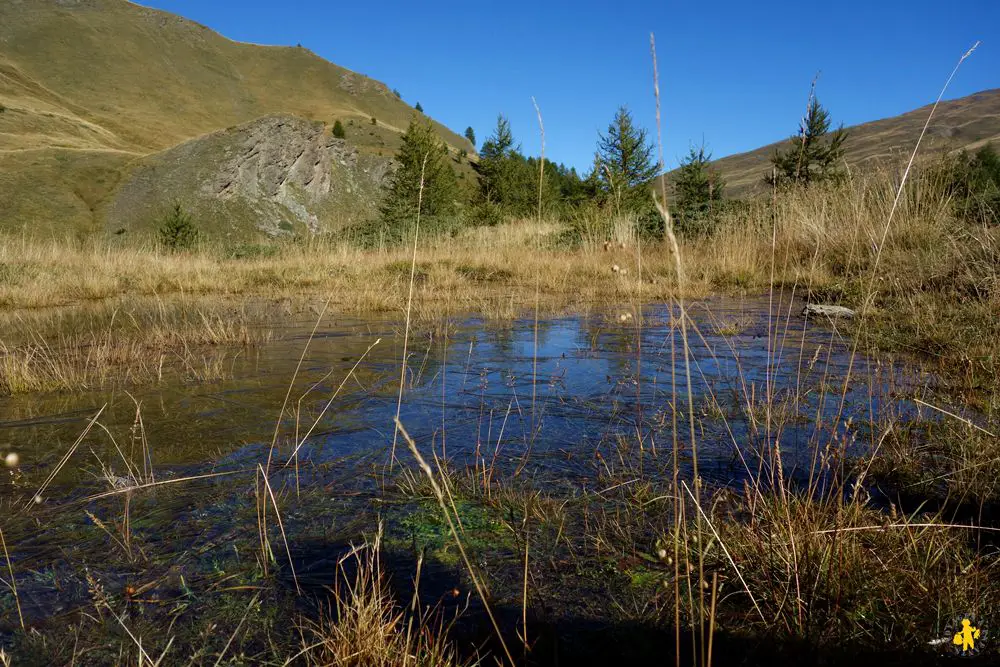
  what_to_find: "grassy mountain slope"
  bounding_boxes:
[0,0,471,235]
[0,0,466,153]
[0,148,134,237]
[708,89,1000,194]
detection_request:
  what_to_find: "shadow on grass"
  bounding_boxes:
[286,537,969,667]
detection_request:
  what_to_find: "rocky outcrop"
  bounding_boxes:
[206,116,350,234]
[107,115,392,238]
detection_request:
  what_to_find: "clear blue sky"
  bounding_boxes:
[138,0,997,172]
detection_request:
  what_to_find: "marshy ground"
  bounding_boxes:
[1,167,1000,665]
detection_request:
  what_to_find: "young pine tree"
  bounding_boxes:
[473,114,537,221]
[596,106,658,216]
[378,117,458,240]
[767,97,847,187]
[948,143,1000,225]
[674,145,725,237]
[159,203,198,252]
[332,120,346,139]
[415,102,424,113]
[475,115,514,212]
[480,115,514,162]
[464,126,476,148]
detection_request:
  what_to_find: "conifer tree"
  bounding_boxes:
[379,117,458,235]
[596,106,658,215]
[767,97,847,186]
[674,145,725,237]
[332,120,346,138]
[474,114,529,217]
[480,115,514,162]
[464,126,476,148]
[158,203,198,252]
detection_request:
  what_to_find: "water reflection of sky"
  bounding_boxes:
[1,295,940,496]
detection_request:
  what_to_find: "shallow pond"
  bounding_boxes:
[2,295,927,490]
[0,293,939,637]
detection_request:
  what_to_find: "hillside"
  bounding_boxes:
[706,89,1000,194]
[0,0,472,236]
[106,115,394,238]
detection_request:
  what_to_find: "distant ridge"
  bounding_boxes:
[701,89,1000,194]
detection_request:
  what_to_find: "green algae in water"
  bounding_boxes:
[392,500,512,566]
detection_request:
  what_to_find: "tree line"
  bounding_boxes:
[360,94,860,246]
[153,89,1000,252]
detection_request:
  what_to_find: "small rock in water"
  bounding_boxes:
[4,452,18,468]
[802,304,856,319]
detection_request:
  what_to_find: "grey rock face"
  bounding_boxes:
[108,114,391,238]
[207,116,353,234]
[801,304,856,319]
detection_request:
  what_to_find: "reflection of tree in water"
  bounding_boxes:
[529,318,556,357]
[482,318,557,360]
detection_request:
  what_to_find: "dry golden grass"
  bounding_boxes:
[0,162,970,309]
[299,534,470,667]
[2,159,995,392]
[0,297,272,394]
[704,490,998,646]
[0,223,685,314]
